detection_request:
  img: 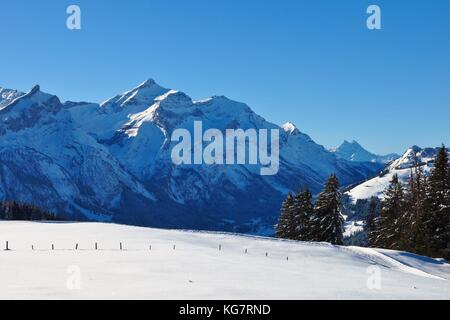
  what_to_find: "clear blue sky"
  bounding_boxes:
[1,0,449,154]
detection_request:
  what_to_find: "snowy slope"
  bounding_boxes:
[0,80,384,233]
[346,146,448,203]
[0,221,448,300]
[332,140,399,164]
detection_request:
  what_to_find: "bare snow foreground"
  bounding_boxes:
[0,221,449,300]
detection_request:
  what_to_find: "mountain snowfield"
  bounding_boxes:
[346,146,449,203]
[0,79,384,234]
[0,221,448,299]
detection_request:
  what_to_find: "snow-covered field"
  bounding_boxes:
[0,221,449,300]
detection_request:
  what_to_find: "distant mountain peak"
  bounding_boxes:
[333,140,399,164]
[29,84,41,95]
[100,79,169,112]
[342,140,361,146]
[281,122,299,135]
[139,78,157,87]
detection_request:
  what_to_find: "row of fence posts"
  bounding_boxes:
[3,241,289,260]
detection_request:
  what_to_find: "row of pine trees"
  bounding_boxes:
[276,174,344,245]
[366,146,449,260]
[0,201,61,221]
[276,145,449,260]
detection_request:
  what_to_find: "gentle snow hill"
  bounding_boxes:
[0,221,449,300]
[346,146,449,203]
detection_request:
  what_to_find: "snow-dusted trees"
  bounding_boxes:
[312,174,344,245]
[367,145,449,260]
[292,189,314,241]
[276,190,314,240]
[275,193,296,239]
[404,159,429,254]
[276,175,344,245]
[365,197,380,247]
[426,146,450,259]
[376,174,405,250]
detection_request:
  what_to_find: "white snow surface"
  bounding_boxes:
[344,220,365,237]
[0,221,449,300]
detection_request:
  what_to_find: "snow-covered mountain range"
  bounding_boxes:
[0,80,384,234]
[346,146,449,203]
[331,140,399,164]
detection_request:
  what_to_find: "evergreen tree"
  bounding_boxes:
[405,160,430,255]
[292,189,314,241]
[366,197,380,247]
[378,174,405,250]
[313,174,344,245]
[426,145,450,259]
[276,193,296,239]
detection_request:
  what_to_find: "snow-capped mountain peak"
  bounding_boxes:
[282,122,300,135]
[0,85,63,133]
[100,78,169,112]
[138,78,158,87]
[157,90,193,108]
[18,85,58,106]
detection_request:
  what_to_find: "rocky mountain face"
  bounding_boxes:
[0,80,384,234]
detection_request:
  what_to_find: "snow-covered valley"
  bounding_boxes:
[0,221,448,300]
